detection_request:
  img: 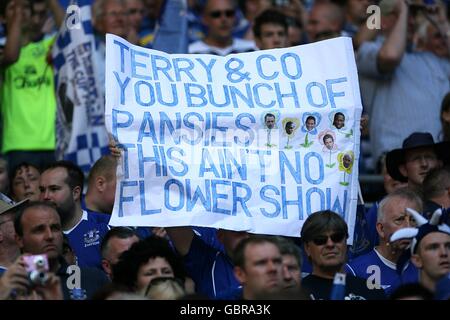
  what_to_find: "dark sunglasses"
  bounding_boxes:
[209,9,235,19]
[311,232,346,246]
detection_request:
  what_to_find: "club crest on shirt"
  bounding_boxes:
[344,293,366,300]
[83,229,100,247]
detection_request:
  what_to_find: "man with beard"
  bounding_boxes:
[39,161,109,270]
[346,188,420,296]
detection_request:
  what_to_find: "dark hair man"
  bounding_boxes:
[39,161,110,269]
[233,236,283,299]
[253,9,288,50]
[100,227,140,279]
[301,210,385,300]
[14,201,109,299]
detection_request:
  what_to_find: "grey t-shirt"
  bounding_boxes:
[357,37,450,161]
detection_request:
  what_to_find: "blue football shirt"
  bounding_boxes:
[183,235,240,299]
[64,211,110,269]
[81,195,152,239]
[345,248,418,296]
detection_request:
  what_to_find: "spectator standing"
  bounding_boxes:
[357,0,450,164]
[189,0,257,55]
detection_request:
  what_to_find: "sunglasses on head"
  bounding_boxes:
[311,232,346,246]
[209,9,235,19]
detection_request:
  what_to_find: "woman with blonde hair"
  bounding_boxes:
[145,277,186,300]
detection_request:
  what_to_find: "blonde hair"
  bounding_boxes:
[145,278,186,300]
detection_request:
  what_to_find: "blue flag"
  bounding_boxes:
[152,0,188,54]
[52,0,109,173]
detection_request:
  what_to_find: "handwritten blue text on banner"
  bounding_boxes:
[105,34,362,240]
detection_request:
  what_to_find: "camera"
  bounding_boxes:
[23,254,49,286]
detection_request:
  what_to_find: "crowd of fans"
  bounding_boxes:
[0,0,449,301]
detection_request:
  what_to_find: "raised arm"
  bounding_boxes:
[47,0,65,29]
[2,0,23,66]
[353,22,379,52]
[108,138,195,257]
[165,226,194,257]
[377,0,409,73]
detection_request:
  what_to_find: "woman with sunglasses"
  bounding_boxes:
[300,210,386,300]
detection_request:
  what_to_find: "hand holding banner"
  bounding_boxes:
[105,35,362,239]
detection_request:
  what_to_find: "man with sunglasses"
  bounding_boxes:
[189,0,257,55]
[345,188,420,296]
[301,210,385,300]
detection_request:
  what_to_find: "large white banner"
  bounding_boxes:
[105,34,362,240]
